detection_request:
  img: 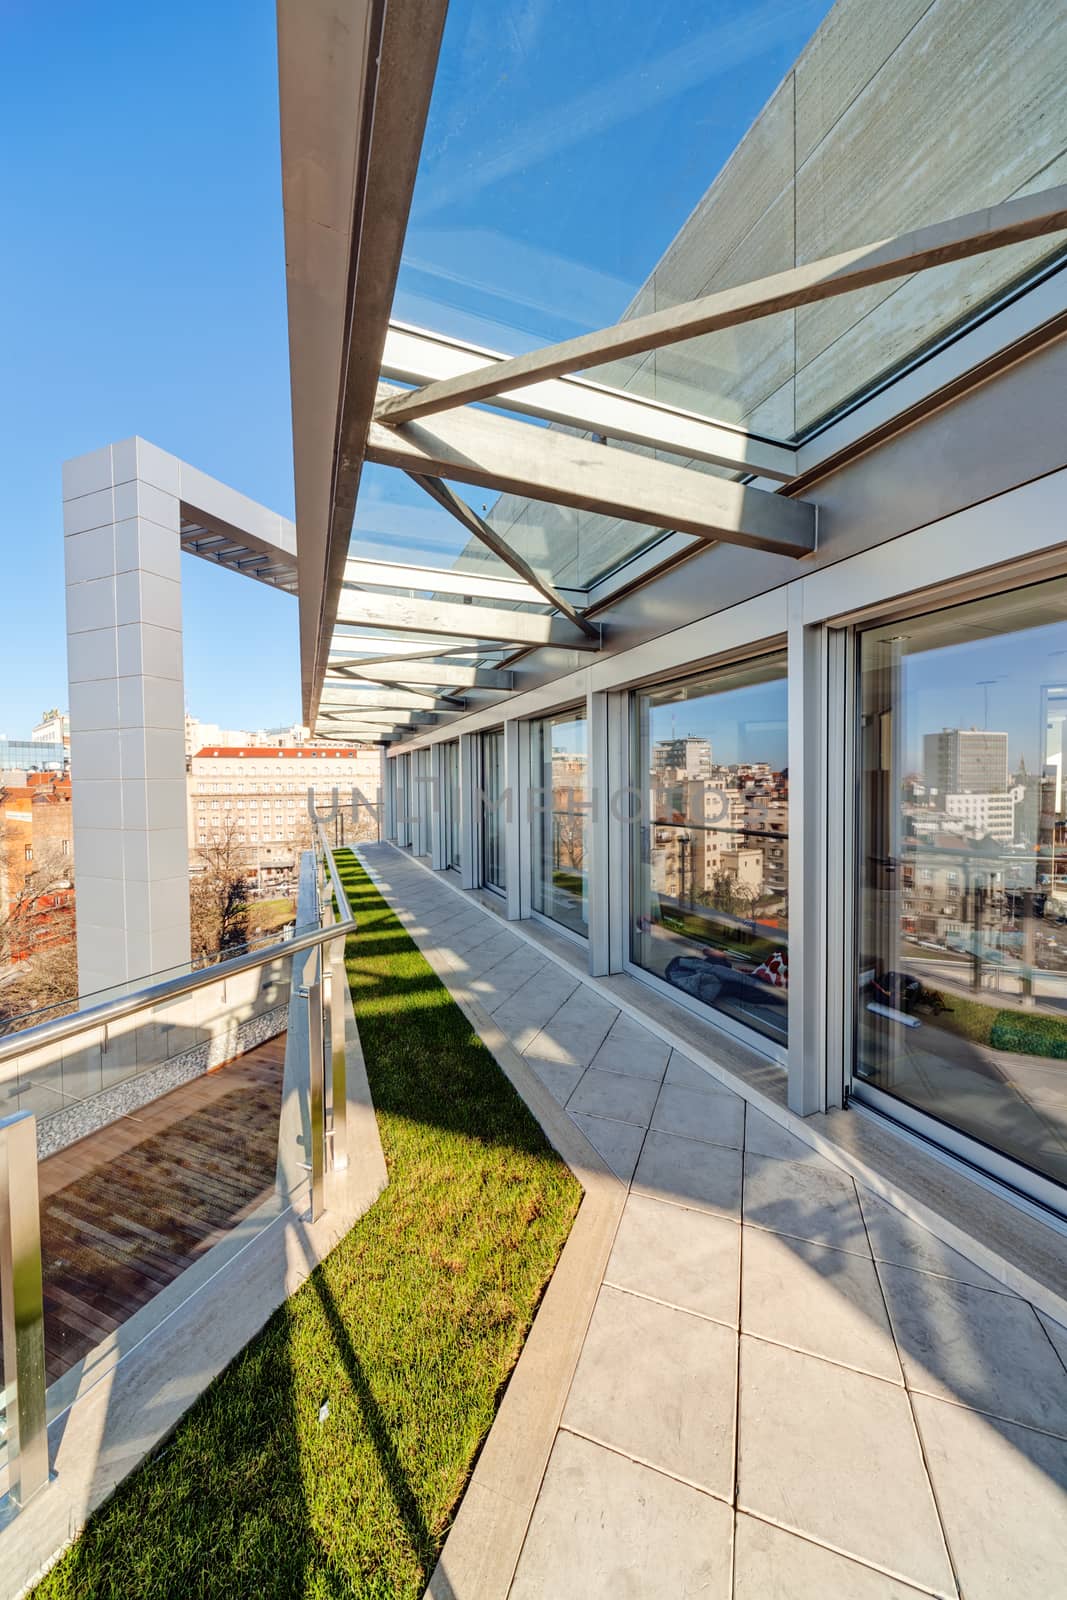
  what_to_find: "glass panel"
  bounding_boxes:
[531,709,589,936]
[631,653,789,1046]
[10,951,295,1397]
[395,753,412,848]
[856,576,1067,1190]
[443,741,461,869]
[481,729,507,892]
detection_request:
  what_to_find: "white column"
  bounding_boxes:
[458,734,478,889]
[587,689,610,974]
[63,438,191,998]
[786,585,828,1115]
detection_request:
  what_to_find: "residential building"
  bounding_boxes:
[188,745,381,889]
[923,728,1010,795]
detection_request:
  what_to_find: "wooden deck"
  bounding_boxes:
[38,1034,286,1385]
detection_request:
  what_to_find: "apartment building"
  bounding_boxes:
[188,745,381,888]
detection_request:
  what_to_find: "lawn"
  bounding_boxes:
[34,849,581,1599]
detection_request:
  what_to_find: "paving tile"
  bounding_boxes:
[510,1430,732,1600]
[743,1152,870,1255]
[524,1056,585,1106]
[651,1081,745,1149]
[856,1189,1009,1294]
[912,1391,1067,1600]
[490,968,580,1041]
[744,1104,829,1167]
[525,987,619,1068]
[1037,1308,1067,1373]
[733,1513,931,1598]
[662,1050,732,1095]
[605,1192,740,1325]
[876,1263,1067,1435]
[562,1284,737,1498]
[569,1112,645,1182]
[476,951,550,1012]
[633,1130,743,1220]
[567,1068,660,1127]
[589,1011,671,1081]
[737,1338,955,1596]
[741,1227,902,1383]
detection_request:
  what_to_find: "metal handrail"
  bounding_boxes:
[0,917,357,1069]
[315,822,357,922]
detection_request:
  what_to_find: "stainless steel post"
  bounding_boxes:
[329,925,349,1172]
[306,960,326,1221]
[0,1111,48,1508]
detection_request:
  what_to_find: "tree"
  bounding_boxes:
[190,814,251,963]
[0,841,78,1028]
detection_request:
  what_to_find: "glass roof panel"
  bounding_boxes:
[393,0,833,354]
[395,1,1066,440]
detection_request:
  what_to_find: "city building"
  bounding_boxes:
[923,728,1010,795]
[31,709,70,748]
[188,744,381,890]
[17,3,1067,1596]
[0,772,75,961]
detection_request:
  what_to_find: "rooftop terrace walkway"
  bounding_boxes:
[358,843,1067,1600]
[38,1034,285,1384]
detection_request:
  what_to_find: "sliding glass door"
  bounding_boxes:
[630,654,789,1047]
[442,741,461,871]
[531,708,588,936]
[481,728,506,893]
[854,575,1067,1194]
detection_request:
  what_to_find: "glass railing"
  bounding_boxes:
[0,829,358,1515]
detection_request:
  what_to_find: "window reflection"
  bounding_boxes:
[443,741,461,870]
[531,710,588,936]
[481,728,506,892]
[631,654,789,1046]
[856,578,1067,1188]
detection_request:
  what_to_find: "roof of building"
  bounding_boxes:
[193,746,373,759]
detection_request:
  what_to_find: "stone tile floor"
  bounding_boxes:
[359,846,1067,1599]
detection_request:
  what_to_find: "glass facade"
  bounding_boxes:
[443,741,461,870]
[856,577,1067,1190]
[481,728,507,893]
[531,709,589,937]
[630,655,789,1046]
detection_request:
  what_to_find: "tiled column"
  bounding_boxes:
[63,437,191,998]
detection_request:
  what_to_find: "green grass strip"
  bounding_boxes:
[34,850,581,1600]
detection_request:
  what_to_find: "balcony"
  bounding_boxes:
[0,837,1060,1598]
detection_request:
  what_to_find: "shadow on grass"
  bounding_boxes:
[31,849,581,1600]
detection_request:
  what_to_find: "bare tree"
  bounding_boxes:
[0,842,78,1027]
[190,814,251,963]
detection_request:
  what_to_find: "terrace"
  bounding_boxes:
[2,1,1066,1595]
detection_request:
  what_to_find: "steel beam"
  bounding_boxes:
[329,659,514,689]
[383,322,797,480]
[408,475,601,636]
[320,684,459,710]
[377,184,1067,423]
[344,554,558,606]
[336,583,604,648]
[368,385,816,558]
[280,0,449,724]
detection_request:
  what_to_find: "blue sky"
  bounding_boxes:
[1,0,830,736]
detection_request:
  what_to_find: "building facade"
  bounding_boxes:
[188,745,381,890]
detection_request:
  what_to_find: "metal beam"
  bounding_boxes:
[280,0,449,726]
[335,584,604,648]
[319,708,439,725]
[344,554,557,606]
[408,475,601,636]
[368,386,815,558]
[329,659,514,689]
[376,184,1067,423]
[320,685,460,711]
[383,323,797,481]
